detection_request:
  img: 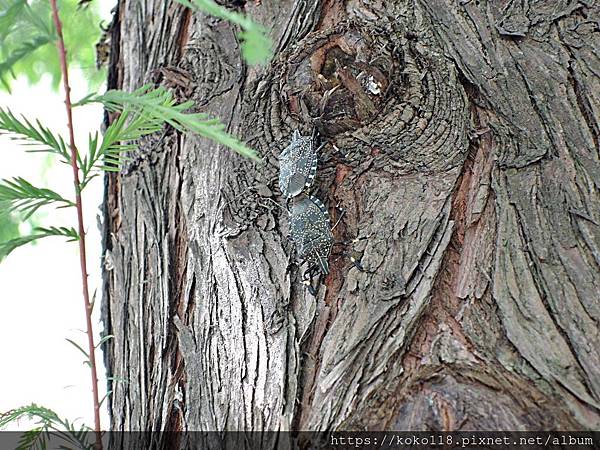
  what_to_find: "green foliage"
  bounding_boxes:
[0,107,70,163]
[66,337,89,359]
[0,0,105,91]
[175,0,272,65]
[0,404,93,449]
[0,177,74,219]
[0,226,78,260]
[81,85,260,160]
[0,107,67,258]
[79,107,164,190]
[0,202,21,260]
[0,83,260,260]
[0,0,266,259]
[95,334,114,348]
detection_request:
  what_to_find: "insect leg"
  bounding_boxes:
[331,208,346,232]
[302,267,319,296]
[331,233,372,272]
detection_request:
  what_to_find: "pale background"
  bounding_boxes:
[0,3,115,431]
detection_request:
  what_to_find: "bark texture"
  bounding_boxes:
[101,0,600,438]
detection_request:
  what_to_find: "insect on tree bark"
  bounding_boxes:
[101,0,600,442]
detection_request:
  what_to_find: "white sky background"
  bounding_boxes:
[0,4,115,430]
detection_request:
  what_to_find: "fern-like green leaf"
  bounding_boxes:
[0,225,78,259]
[0,36,52,93]
[0,404,58,429]
[0,0,105,91]
[0,1,27,43]
[0,177,74,219]
[0,0,53,91]
[82,86,259,160]
[0,200,20,254]
[79,107,164,185]
[0,404,93,449]
[0,107,70,162]
[15,427,45,450]
[0,234,45,259]
[238,25,272,66]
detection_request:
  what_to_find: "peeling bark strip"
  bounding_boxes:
[101,0,600,439]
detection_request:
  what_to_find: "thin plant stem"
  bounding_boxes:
[48,1,102,448]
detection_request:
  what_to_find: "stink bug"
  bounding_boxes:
[289,195,333,292]
[288,196,370,295]
[278,130,323,199]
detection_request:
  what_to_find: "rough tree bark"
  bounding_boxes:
[101,0,600,441]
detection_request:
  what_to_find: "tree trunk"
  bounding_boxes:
[101,0,600,439]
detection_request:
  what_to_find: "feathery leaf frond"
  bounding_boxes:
[79,108,164,185]
[0,177,74,219]
[0,226,78,260]
[0,404,92,449]
[0,107,70,163]
[80,85,260,160]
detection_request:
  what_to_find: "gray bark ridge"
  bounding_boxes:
[102,0,600,435]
